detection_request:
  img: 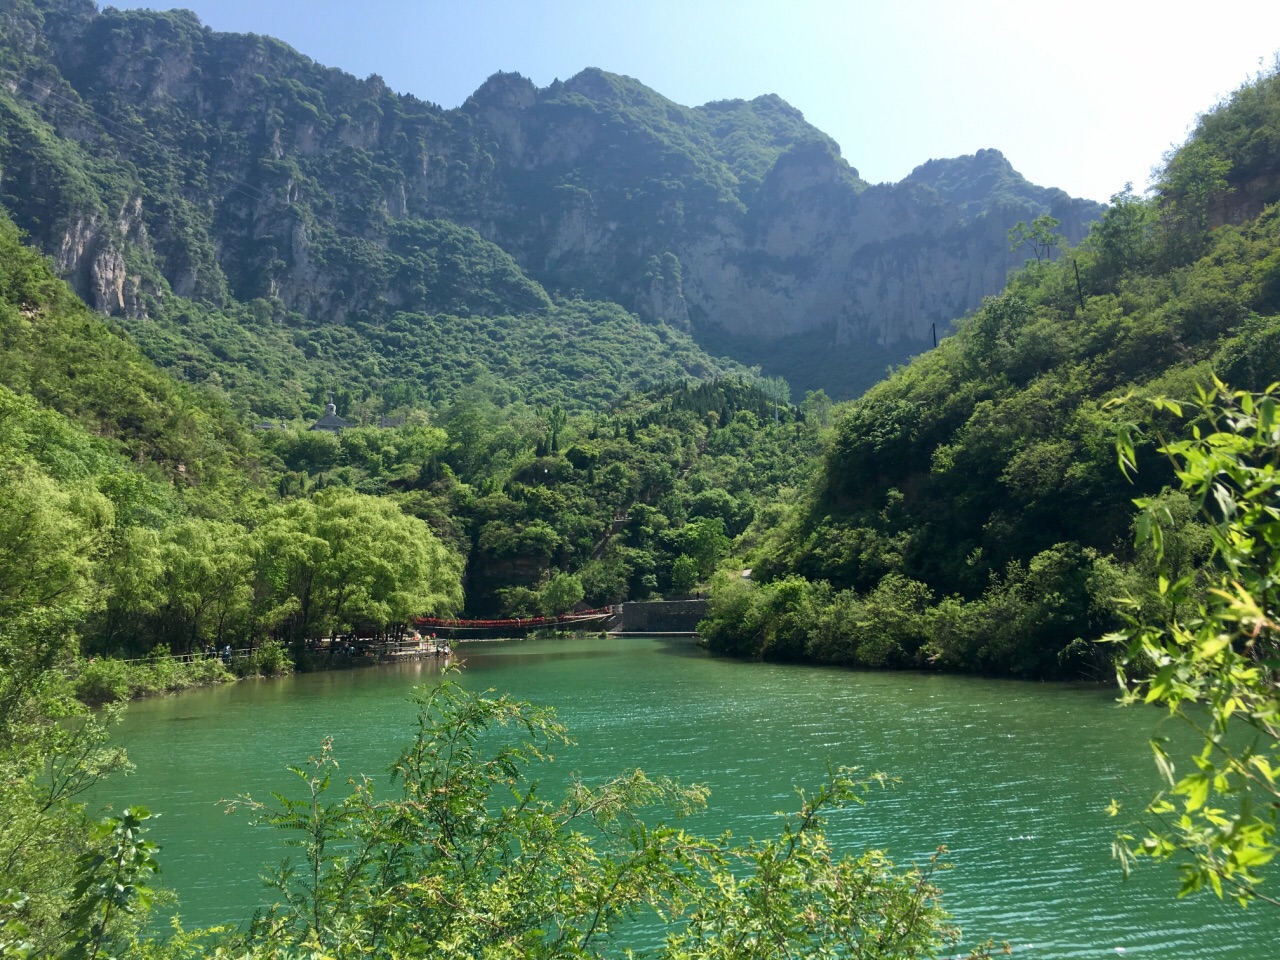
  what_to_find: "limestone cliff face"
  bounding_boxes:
[1212,171,1280,227]
[51,198,149,318]
[642,252,691,330]
[462,82,1102,357]
[7,2,1105,395]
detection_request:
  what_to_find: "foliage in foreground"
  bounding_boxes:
[205,678,989,959]
[0,610,131,958]
[1110,382,1280,906]
[2,676,993,959]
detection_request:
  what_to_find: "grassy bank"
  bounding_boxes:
[73,642,293,705]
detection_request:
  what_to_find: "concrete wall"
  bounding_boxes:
[618,599,708,633]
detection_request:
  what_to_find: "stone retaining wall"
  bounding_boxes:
[617,599,708,633]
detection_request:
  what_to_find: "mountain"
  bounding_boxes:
[0,0,1101,403]
[701,65,1280,678]
[0,212,250,490]
[1,0,1277,678]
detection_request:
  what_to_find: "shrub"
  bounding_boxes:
[73,652,233,704]
[225,678,986,958]
[73,658,130,705]
[249,640,293,677]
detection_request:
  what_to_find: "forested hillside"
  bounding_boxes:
[0,1,1275,677]
[0,212,463,652]
[0,0,1100,402]
[702,65,1280,678]
[0,202,824,654]
[4,2,1280,951]
[0,213,248,489]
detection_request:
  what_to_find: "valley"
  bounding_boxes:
[2,1,1279,955]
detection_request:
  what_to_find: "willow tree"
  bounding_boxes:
[248,490,462,642]
[309,489,463,635]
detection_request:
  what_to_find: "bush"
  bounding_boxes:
[249,640,292,676]
[183,655,234,685]
[73,653,233,704]
[73,658,130,705]
[230,641,292,677]
[139,644,183,692]
[538,572,584,617]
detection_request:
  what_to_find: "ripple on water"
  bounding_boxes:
[102,637,1274,958]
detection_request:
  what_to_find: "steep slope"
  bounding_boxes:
[0,2,742,418]
[0,214,251,491]
[0,1,1101,400]
[707,65,1280,678]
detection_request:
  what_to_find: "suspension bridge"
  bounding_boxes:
[414,607,617,637]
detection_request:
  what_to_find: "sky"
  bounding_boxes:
[115,0,1280,203]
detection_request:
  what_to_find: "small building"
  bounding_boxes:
[311,401,354,433]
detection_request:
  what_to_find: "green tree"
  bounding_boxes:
[1086,184,1157,288]
[676,517,730,580]
[151,519,251,654]
[1111,380,1280,905]
[1008,213,1062,264]
[0,462,132,955]
[248,491,463,642]
[539,571,585,617]
[246,499,331,642]
[1156,139,1231,261]
[801,388,834,429]
[310,490,463,634]
[265,429,341,475]
[62,808,161,960]
[0,464,111,622]
[758,375,792,422]
[670,554,699,595]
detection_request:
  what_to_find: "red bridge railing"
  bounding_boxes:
[414,607,615,630]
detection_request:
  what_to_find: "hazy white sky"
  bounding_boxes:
[116,0,1280,203]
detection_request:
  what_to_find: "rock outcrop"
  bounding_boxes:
[2,1,1106,396]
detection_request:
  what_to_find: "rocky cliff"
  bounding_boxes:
[1,1,1105,397]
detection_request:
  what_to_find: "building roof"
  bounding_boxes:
[311,402,355,432]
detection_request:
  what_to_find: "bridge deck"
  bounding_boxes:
[415,608,615,633]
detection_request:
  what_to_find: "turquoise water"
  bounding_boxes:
[104,636,1274,957]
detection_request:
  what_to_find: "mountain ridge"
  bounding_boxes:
[699,62,1280,677]
[1,0,1103,401]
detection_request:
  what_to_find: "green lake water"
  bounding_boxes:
[103,635,1275,957]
